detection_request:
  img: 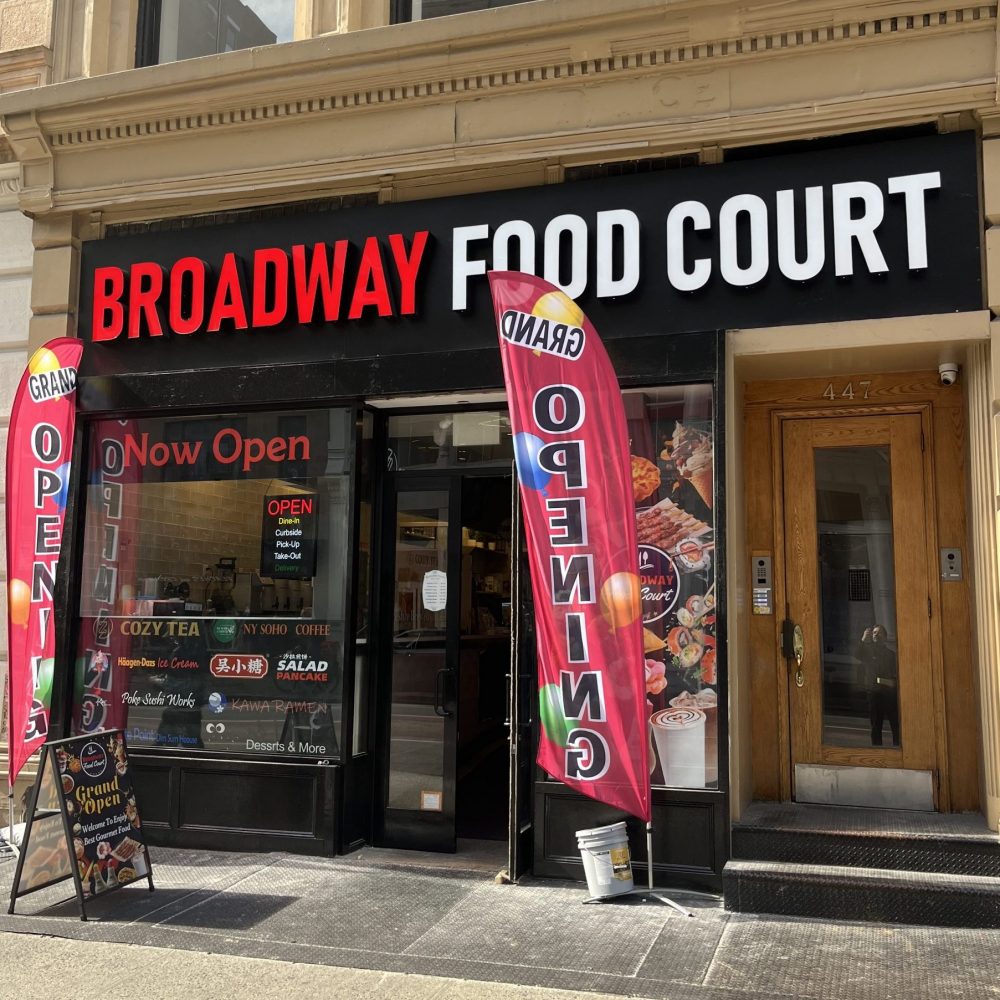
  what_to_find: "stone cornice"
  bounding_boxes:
[2,109,51,211]
[0,0,996,217]
[42,82,997,212]
[0,2,992,134]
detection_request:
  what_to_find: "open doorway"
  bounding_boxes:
[455,476,511,841]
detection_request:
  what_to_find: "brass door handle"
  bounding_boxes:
[793,624,805,687]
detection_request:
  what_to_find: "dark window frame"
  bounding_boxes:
[135,0,162,67]
[390,0,412,22]
[391,0,534,24]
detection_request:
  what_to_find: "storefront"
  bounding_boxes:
[26,125,976,897]
[61,155,729,889]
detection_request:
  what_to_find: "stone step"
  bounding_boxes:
[732,822,1000,877]
[732,802,1000,877]
[723,859,1000,928]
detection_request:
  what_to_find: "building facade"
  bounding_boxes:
[1,0,999,907]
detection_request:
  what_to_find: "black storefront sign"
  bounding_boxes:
[260,492,318,580]
[78,132,981,384]
[9,731,154,920]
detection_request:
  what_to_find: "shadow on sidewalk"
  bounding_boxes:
[30,887,297,929]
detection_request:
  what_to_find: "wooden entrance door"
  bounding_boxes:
[782,413,938,788]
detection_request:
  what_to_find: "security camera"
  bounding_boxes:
[938,362,959,386]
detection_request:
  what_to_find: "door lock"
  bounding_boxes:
[781,618,805,687]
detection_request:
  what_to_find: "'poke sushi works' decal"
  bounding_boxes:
[489,271,650,822]
[5,339,83,786]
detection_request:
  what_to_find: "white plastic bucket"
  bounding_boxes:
[575,821,633,899]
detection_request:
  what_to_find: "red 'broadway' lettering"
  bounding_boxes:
[92,231,431,342]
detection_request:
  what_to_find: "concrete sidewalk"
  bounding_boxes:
[1,845,998,1000]
[0,934,646,1000]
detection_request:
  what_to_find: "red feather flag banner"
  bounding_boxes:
[488,271,650,823]
[6,338,83,787]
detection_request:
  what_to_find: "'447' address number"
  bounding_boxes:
[822,380,871,401]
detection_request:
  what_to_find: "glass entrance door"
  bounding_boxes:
[381,481,460,851]
[782,414,938,792]
[378,472,514,852]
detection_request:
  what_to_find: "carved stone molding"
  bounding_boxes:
[0,0,997,218]
[37,3,998,152]
[1,108,51,212]
[0,43,51,93]
[0,135,20,205]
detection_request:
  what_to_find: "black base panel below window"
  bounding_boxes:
[132,755,339,856]
[532,783,727,894]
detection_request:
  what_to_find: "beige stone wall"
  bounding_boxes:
[970,130,1000,826]
[0,0,48,51]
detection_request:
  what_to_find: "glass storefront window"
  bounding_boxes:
[537,384,718,791]
[624,386,718,790]
[74,408,352,761]
[387,410,513,470]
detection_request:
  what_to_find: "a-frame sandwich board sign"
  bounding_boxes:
[9,730,154,921]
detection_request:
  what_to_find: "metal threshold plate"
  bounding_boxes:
[794,764,934,811]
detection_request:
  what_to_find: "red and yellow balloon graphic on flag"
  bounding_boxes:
[532,290,585,327]
[8,578,30,628]
[530,290,584,356]
[28,345,61,376]
[599,572,641,633]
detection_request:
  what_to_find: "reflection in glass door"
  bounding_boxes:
[378,471,515,853]
[383,484,459,851]
[815,446,900,749]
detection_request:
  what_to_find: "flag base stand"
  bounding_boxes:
[581,889,694,917]
[580,823,694,917]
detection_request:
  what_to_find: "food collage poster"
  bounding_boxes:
[627,387,717,789]
[57,731,149,897]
